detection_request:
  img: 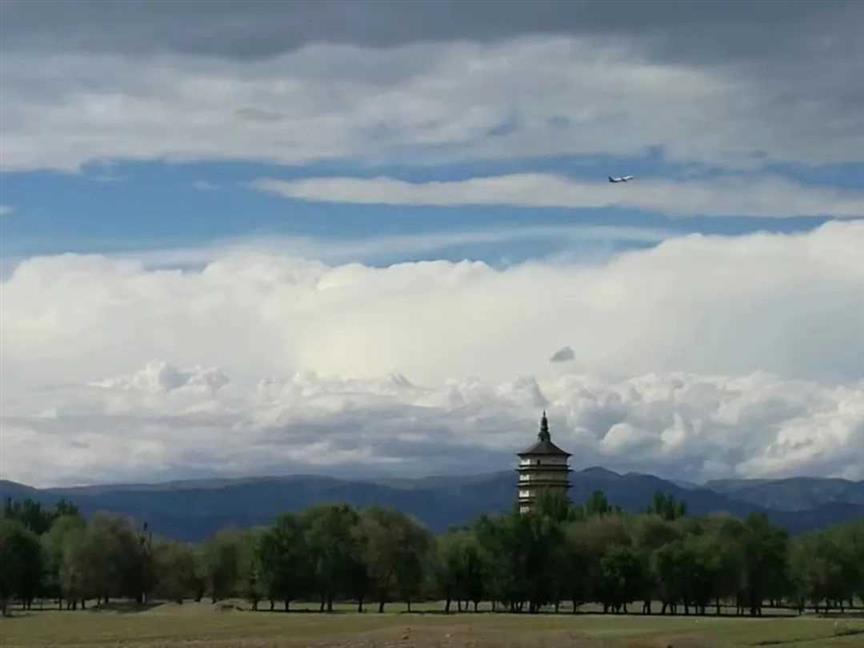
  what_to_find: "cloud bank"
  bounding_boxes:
[2,222,862,485]
[253,174,864,218]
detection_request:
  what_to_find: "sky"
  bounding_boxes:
[0,0,862,487]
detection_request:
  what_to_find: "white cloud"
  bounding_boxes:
[253,173,864,219]
[1,36,861,172]
[0,223,669,281]
[0,205,14,217]
[1,365,861,487]
[91,360,229,393]
[1,222,862,485]
[2,221,861,388]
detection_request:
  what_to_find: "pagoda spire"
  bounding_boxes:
[538,410,550,442]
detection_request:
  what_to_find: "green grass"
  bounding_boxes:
[2,601,863,647]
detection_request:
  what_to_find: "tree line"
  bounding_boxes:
[1,492,862,616]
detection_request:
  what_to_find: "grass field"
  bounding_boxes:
[2,601,863,648]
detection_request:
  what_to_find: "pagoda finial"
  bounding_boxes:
[539,410,550,442]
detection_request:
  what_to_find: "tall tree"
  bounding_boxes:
[357,507,429,613]
[202,529,244,604]
[2,498,79,535]
[152,541,198,604]
[302,504,362,612]
[41,514,86,609]
[739,514,789,616]
[598,545,647,614]
[256,515,310,611]
[0,519,43,614]
[646,492,687,521]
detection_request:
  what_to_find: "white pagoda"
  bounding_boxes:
[517,411,571,514]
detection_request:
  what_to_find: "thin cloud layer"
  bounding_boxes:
[2,223,862,485]
[253,174,864,218]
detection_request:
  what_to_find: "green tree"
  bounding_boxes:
[559,520,594,613]
[433,530,486,613]
[646,492,687,521]
[152,541,198,604]
[58,514,150,607]
[790,520,864,613]
[582,490,621,517]
[2,498,79,535]
[302,504,363,612]
[739,514,789,616]
[0,519,43,614]
[256,515,310,611]
[598,545,647,613]
[41,514,86,609]
[533,489,578,523]
[202,529,243,604]
[357,507,429,613]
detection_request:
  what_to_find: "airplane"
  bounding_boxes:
[608,175,635,183]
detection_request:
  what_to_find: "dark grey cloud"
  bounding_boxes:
[2,0,860,66]
[2,0,861,172]
[550,346,575,363]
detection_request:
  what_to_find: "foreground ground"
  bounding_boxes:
[2,601,863,648]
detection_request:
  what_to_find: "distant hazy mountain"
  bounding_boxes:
[2,469,862,541]
[705,477,864,512]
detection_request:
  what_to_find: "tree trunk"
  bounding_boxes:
[327,595,333,613]
[270,599,275,611]
[445,598,451,614]
[378,599,385,613]
[407,598,412,613]
[284,599,290,612]
[357,597,364,613]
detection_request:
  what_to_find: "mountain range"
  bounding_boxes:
[2,468,862,541]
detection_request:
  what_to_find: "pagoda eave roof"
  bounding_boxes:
[517,434,571,456]
[515,467,573,472]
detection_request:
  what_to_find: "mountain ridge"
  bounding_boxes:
[3,470,862,541]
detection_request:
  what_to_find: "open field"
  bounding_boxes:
[2,602,864,648]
